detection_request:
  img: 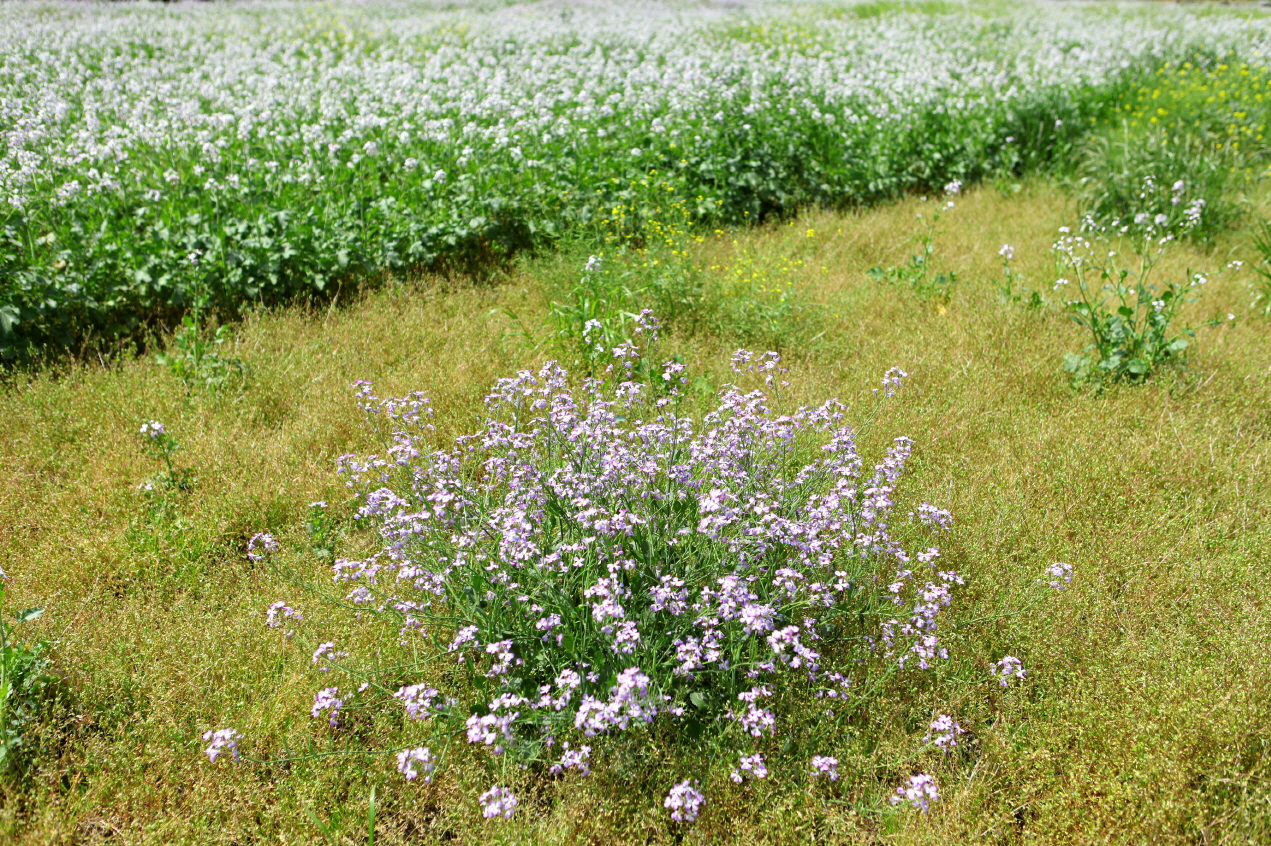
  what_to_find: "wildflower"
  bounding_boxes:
[397,747,435,782]
[730,753,768,782]
[1043,562,1073,590]
[480,786,518,819]
[1053,277,1069,290]
[878,366,908,398]
[923,714,965,751]
[311,687,345,727]
[139,420,165,439]
[202,728,242,762]
[664,780,705,822]
[264,600,302,628]
[811,755,839,780]
[943,180,962,196]
[998,244,1014,260]
[584,254,602,273]
[246,532,278,562]
[995,655,1025,687]
[891,773,939,812]
[549,742,592,775]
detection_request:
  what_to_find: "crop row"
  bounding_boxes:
[1,1,1267,358]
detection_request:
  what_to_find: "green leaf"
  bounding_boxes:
[16,608,42,624]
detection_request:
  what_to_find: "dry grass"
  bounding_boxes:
[1,179,1268,844]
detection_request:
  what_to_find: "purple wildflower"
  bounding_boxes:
[311,687,345,727]
[923,714,965,751]
[892,773,939,812]
[1043,562,1073,590]
[246,532,279,562]
[730,753,768,782]
[396,747,435,782]
[995,655,1025,687]
[811,755,839,780]
[480,786,518,819]
[202,728,242,763]
[664,780,705,822]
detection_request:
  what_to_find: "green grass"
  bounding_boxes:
[1,179,1269,843]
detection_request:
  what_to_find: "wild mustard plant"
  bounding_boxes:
[153,272,246,392]
[2,2,1254,358]
[1248,219,1271,318]
[215,332,992,822]
[997,243,1044,309]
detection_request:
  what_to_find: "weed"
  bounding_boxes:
[0,582,52,779]
[869,182,962,304]
[137,421,196,517]
[1055,212,1216,387]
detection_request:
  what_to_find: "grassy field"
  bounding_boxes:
[1,176,1269,844]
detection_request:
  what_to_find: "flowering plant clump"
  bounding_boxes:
[224,334,976,820]
[1056,197,1235,387]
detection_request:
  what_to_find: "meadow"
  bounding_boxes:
[2,1,1271,844]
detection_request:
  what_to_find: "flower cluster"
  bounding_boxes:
[995,656,1026,687]
[258,338,966,822]
[923,714,966,751]
[664,780,705,822]
[202,728,242,763]
[892,773,939,812]
[1043,561,1073,590]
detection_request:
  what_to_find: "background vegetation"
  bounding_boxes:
[2,1,1271,843]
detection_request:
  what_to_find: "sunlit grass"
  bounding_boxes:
[0,179,1268,843]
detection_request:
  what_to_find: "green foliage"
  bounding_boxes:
[0,2,1218,361]
[153,278,247,392]
[0,585,52,778]
[1056,216,1216,387]
[869,188,961,304]
[1077,127,1245,243]
[138,422,196,517]
[996,245,1045,309]
[1248,218,1271,318]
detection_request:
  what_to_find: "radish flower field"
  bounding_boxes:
[2,0,1268,358]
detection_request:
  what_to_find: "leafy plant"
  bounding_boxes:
[868,182,962,304]
[1248,219,1271,319]
[0,580,52,778]
[153,271,246,392]
[1055,210,1219,387]
[137,421,196,517]
[548,254,641,376]
[996,243,1045,309]
[211,340,1030,823]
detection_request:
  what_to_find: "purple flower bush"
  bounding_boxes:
[228,333,977,820]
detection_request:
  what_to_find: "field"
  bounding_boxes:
[2,1,1271,844]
